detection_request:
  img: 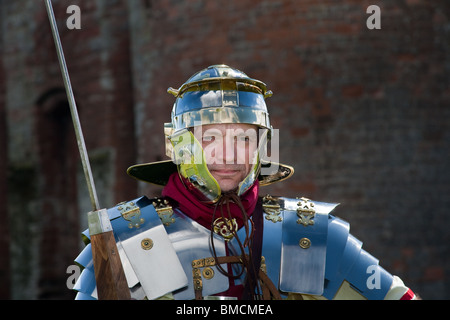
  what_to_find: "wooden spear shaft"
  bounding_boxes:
[44,0,130,300]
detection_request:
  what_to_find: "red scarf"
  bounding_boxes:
[162,172,259,230]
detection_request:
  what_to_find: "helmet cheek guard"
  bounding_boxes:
[168,129,221,202]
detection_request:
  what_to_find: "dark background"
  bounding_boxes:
[0,0,448,299]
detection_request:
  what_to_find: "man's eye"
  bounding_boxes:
[202,136,215,142]
[236,136,253,143]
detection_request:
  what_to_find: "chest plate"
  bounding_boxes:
[164,208,229,299]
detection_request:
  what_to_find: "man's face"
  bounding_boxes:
[194,123,259,193]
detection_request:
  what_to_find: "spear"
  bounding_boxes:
[44,0,130,300]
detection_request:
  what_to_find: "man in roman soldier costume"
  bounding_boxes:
[73,65,416,300]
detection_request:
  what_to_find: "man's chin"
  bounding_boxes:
[214,178,240,193]
[221,186,239,193]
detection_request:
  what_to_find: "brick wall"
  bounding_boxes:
[0,2,10,299]
[1,0,448,299]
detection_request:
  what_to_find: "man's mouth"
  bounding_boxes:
[209,169,239,177]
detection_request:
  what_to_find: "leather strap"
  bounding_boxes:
[242,198,264,299]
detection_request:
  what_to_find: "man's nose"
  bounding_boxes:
[222,135,236,164]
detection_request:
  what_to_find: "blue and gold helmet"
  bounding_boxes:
[127,65,293,201]
[166,64,273,135]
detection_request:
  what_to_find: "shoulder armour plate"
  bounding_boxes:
[259,195,395,299]
[74,196,188,300]
[277,197,338,295]
[233,196,339,296]
[323,215,394,299]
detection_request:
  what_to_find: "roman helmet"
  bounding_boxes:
[127,65,293,202]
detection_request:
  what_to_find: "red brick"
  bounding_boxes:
[423,267,445,282]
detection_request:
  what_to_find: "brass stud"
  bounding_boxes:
[202,267,214,280]
[141,238,154,250]
[299,237,311,249]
